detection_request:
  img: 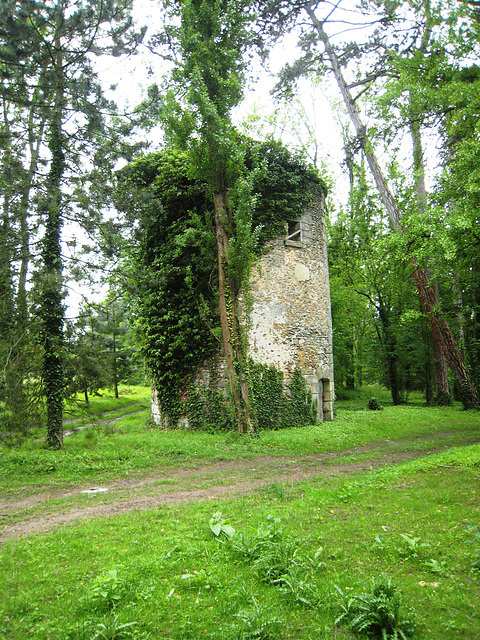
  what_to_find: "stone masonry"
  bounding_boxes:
[246,187,334,421]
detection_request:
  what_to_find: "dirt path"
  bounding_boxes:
[3,433,475,544]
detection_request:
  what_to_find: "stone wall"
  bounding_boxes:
[246,189,334,420]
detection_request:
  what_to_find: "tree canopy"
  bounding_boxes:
[2,0,480,443]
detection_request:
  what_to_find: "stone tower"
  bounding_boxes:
[151,186,334,425]
[246,187,334,421]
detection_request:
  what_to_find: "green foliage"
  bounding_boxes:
[250,363,317,430]
[92,615,137,640]
[234,599,282,639]
[209,511,236,539]
[0,0,144,447]
[117,149,219,423]
[250,363,284,430]
[1,406,480,638]
[286,367,317,427]
[335,578,417,640]
[65,297,143,404]
[328,168,431,404]
[396,534,430,560]
[464,524,480,572]
[87,569,126,612]
[459,379,480,411]
[185,362,318,432]
[186,385,236,432]
[275,564,322,607]
[116,144,320,425]
[231,515,284,562]
[229,514,325,610]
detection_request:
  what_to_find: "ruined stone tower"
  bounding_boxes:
[246,187,334,421]
[151,186,334,425]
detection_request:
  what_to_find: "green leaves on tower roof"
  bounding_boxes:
[116,140,325,420]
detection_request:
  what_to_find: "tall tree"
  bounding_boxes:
[155,0,259,431]
[329,155,427,403]
[0,0,144,446]
[256,0,479,407]
[0,1,52,435]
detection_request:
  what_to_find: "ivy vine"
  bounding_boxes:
[116,140,325,427]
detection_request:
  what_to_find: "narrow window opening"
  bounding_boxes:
[286,220,302,245]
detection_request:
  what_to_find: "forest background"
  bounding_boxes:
[1,0,480,446]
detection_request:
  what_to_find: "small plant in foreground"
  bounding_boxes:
[423,558,447,575]
[92,615,137,639]
[253,537,301,584]
[465,524,480,571]
[235,597,282,639]
[274,564,320,607]
[231,515,284,562]
[335,578,417,639]
[180,568,219,592]
[87,569,125,611]
[209,511,236,539]
[397,533,430,560]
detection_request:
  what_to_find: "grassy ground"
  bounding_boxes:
[0,386,479,639]
[2,385,479,495]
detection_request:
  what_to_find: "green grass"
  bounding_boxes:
[1,387,479,496]
[1,388,480,639]
[334,384,426,411]
[0,448,479,639]
[64,385,152,422]
[9,385,152,444]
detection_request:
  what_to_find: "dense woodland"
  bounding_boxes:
[1,0,480,446]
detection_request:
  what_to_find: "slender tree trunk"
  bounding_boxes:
[410,115,451,403]
[0,100,30,432]
[43,6,66,449]
[307,8,479,407]
[112,308,119,399]
[422,317,434,404]
[213,190,253,432]
[0,169,15,336]
[379,305,401,405]
[17,109,47,325]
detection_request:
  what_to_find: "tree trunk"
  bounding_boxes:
[410,115,451,404]
[213,190,253,433]
[307,8,479,407]
[17,109,47,326]
[43,6,66,449]
[112,320,119,399]
[379,305,401,405]
[423,319,434,405]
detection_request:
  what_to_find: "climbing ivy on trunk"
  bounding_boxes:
[116,142,322,427]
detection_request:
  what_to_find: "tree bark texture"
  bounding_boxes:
[43,8,66,449]
[213,191,253,432]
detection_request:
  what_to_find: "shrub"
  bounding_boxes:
[368,397,383,411]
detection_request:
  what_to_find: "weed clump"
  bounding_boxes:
[335,578,416,639]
